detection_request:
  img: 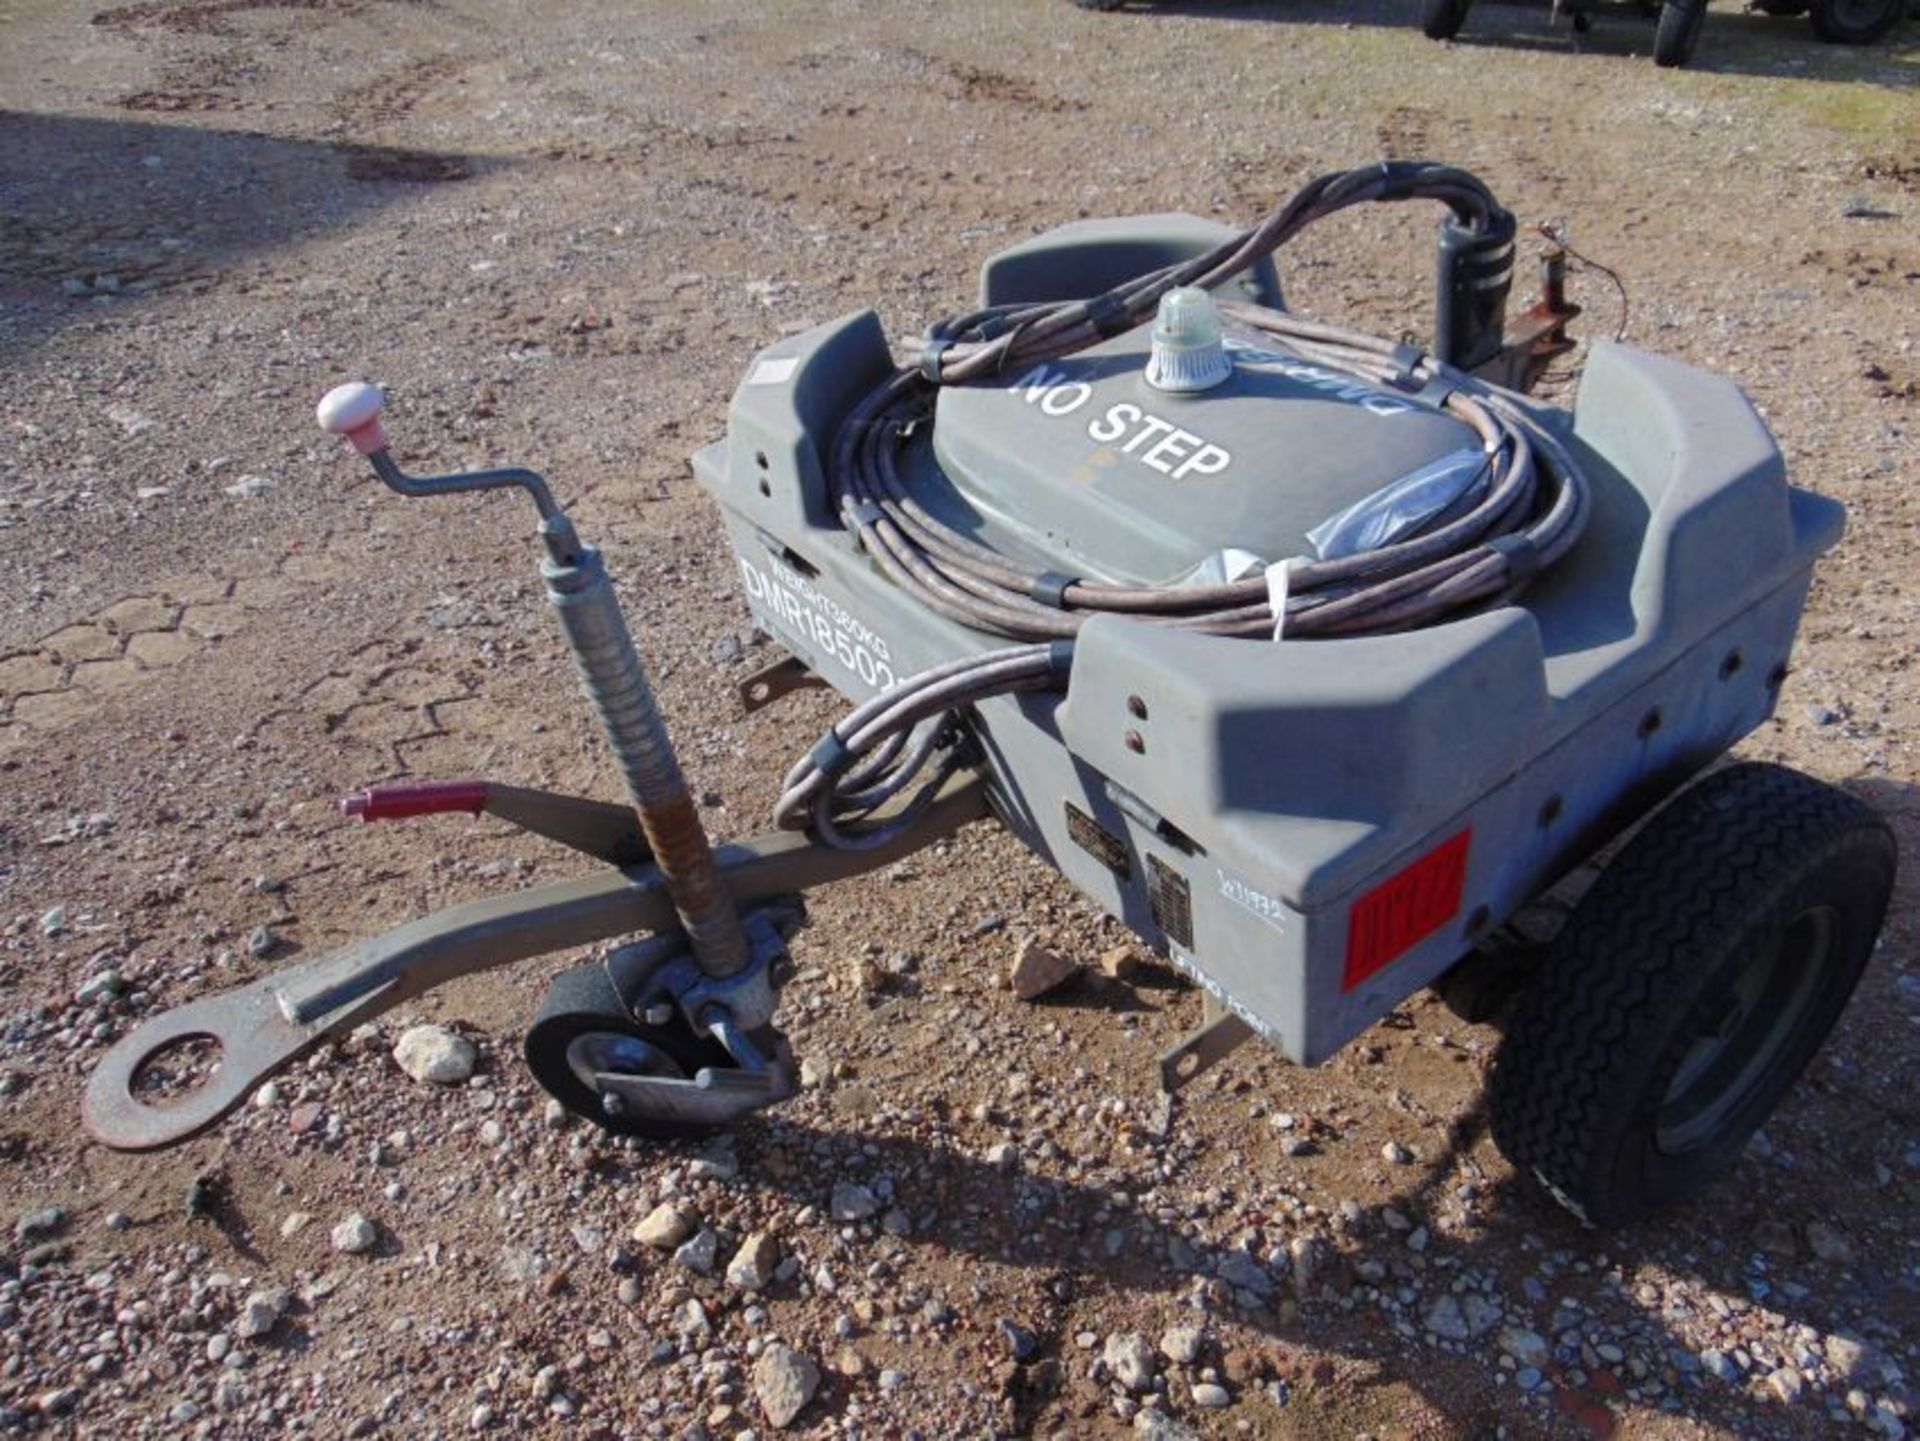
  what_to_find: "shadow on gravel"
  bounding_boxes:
[741,1089,1890,1437]
[0,110,498,358]
[1101,0,1918,89]
[739,836,1920,1439]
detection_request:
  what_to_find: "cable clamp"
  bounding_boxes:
[806,731,856,780]
[1388,341,1426,391]
[1266,558,1295,641]
[1045,638,1076,678]
[1028,571,1079,609]
[847,501,884,530]
[919,338,953,385]
[1486,533,1543,587]
[1415,373,1457,409]
[1085,291,1133,339]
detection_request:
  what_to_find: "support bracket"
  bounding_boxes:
[738,653,829,714]
[1158,994,1255,1094]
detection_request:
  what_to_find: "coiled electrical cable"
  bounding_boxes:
[773,642,1067,847]
[782,161,1592,846]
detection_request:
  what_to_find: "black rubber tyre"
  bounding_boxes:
[1753,0,1810,14]
[1421,0,1473,39]
[1810,0,1902,42]
[1490,763,1895,1227]
[524,961,737,1141]
[1653,0,1708,65]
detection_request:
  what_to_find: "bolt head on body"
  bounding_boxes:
[316,381,390,455]
[1145,286,1233,393]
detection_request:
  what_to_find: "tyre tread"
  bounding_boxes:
[1490,763,1894,1225]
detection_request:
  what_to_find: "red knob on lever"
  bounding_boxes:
[341,780,490,823]
[316,381,390,456]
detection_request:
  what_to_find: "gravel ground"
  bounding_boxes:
[2,2,1918,1438]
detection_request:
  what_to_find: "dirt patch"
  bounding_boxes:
[1856,153,1920,187]
[336,142,473,183]
[92,0,364,38]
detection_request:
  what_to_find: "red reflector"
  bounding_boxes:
[1342,828,1472,992]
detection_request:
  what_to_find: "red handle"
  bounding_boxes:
[341,781,490,823]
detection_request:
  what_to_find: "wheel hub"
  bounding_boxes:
[1656,906,1834,1155]
[564,1031,686,1093]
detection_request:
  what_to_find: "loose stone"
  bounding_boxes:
[331,1213,377,1255]
[634,1203,698,1250]
[753,1343,820,1430]
[1104,1332,1158,1393]
[392,1025,477,1085]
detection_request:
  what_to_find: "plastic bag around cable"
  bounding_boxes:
[1305,446,1492,562]
[1170,547,1268,588]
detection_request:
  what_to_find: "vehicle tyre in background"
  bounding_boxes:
[1653,0,1709,65]
[1422,0,1474,39]
[1810,0,1903,42]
